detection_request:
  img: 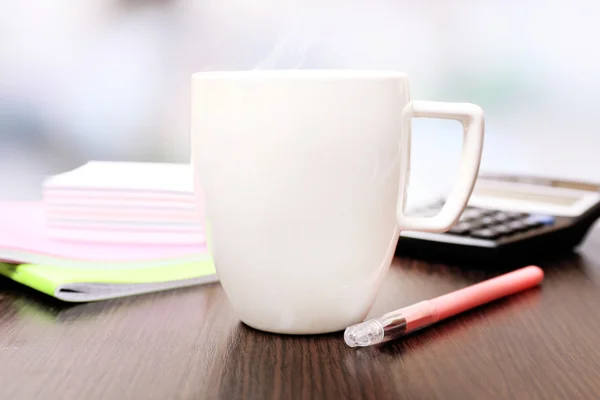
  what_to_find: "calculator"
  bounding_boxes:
[395,173,600,263]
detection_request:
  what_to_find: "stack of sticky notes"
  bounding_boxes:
[0,161,218,302]
[42,161,202,244]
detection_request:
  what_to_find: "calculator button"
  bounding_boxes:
[493,225,513,236]
[470,228,498,239]
[449,222,472,234]
[480,216,495,225]
[507,220,528,232]
[467,221,489,231]
[492,212,513,223]
[459,208,488,221]
[465,207,484,215]
[521,218,542,229]
[526,214,556,226]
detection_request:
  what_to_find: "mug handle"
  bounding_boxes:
[396,100,485,232]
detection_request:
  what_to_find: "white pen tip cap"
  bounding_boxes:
[344,319,385,347]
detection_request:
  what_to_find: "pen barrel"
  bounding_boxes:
[429,265,544,321]
[394,301,438,333]
[376,301,438,342]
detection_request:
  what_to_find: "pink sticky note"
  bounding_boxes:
[0,202,207,264]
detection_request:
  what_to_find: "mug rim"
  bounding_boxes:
[191,69,408,81]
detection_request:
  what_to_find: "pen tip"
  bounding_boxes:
[344,320,384,348]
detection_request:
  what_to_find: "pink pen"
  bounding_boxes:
[344,265,544,347]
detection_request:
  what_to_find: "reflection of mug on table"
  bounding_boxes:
[191,70,484,334]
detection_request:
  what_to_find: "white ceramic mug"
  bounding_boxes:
[191,70,484,335]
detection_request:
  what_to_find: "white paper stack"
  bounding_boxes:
[42,161,203,244]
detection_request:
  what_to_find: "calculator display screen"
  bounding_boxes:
[473,187,581,206]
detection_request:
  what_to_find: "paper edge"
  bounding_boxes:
[0,248,209,269]
[54,274,219,302]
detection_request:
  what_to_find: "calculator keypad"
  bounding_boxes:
[453,207,555,240]
[413,204,556,240]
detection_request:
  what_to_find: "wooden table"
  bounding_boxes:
[1,227,600,400]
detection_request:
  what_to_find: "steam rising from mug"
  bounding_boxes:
[252,0,319,69]
[190,0,322,70]
[188,0,443,75]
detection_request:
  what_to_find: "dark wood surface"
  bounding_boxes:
[2,227,600,399]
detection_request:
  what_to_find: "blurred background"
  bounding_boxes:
[1,0,599,201]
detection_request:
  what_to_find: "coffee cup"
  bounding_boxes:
[191,70,484,334]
